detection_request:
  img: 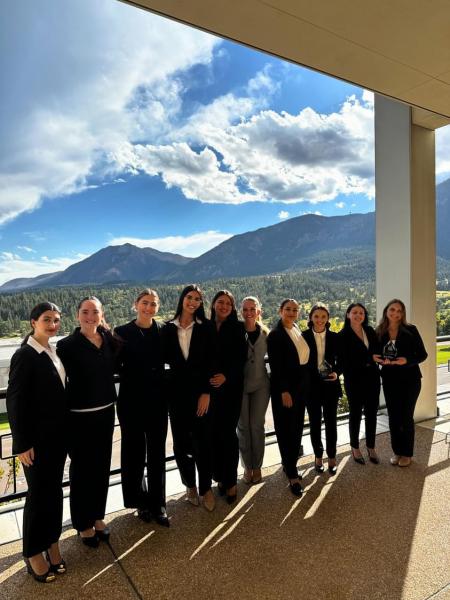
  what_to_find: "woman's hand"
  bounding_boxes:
[18,447,34,467]
[281,391,293,408]
[210,373,226,387]
[327,372,338,381]
[373,354,384,364]
[197,393,210,416]
[390,357,407,366]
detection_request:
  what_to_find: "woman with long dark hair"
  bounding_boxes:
[302,303,342,475]
[374,299,427,467]
[210,290,247,503]
[7,302,67,582]
[114,289,168,525]
[57,296,118,547]
[162,284,216,511]
[267,299,310,496]
[338,303,381,465]
[237,296,270,485]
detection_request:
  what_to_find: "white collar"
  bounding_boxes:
[27,336,52,354]
[171,317,201,329]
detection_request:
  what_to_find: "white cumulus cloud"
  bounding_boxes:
[0,254,88,286]
[278,210,290,219]
[109,231,233,257]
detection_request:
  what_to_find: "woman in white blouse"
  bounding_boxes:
[267,299,310,496]
[7,302,68,583]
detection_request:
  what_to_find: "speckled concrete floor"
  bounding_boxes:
[1,427,449,600]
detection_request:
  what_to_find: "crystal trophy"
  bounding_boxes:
[382,340,398,361]
[318,360,333,380]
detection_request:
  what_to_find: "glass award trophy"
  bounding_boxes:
[382,340,398,361]
[318,360,333,380]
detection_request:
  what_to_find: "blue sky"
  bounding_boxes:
[1,0,449,285]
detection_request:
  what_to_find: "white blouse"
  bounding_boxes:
[285,325,310,365]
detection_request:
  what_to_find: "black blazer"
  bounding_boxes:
[6,344,67,455]
[162,319,215,398]
[337,325,380,382]
[211,319,247,392]
[267,320,309,397]
[57,328,118,411]
[379,324,427,382]
[302,327,342,397]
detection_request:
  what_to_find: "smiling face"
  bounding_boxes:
[77,299,103,331]
[279,300,300,328]
[213,294,233,322]
[347,305,366,327]
[182,290,202,317]
[386,302,404,325]
[31,310,61,342]
[135,294,159,323]
[242,299,261,327]
[311,308,329,333]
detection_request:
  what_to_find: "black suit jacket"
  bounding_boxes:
[6,344,67,454]
[302,327,342,397]
[379,324,427,382]
[337,325,381,383]
[162,319,215,398]
[267,320,310,398]
[211,319,247,392]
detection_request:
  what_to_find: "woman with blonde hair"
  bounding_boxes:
[237,296,270,484]
[374,299,427,467]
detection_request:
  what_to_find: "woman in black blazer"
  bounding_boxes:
[338,303,381,465]
[57,296,118,547]
[303,304,342,475]
[114,289,168,526]
[209,290,247,503]
[267,299,310,496]
[162,284,216,511]
[374,299,427,467]
[6,302,67,583]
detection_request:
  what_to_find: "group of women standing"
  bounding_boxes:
[6,289,427,583]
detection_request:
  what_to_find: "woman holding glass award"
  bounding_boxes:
[338,303,381,465]
[374,299,427,467]
[303,304,342,475]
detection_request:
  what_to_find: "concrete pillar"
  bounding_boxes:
[375,95,437,421]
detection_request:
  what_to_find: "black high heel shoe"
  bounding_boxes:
[367,448,380,464]
[77,531,99,548]
[314,459,325,474]
[24,558,56,583]
[45,551,67,574]
[95,526,110,542]
[351,449,365,465]
[289,481,304,497]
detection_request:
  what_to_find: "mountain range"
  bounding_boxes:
[2,178,450,292]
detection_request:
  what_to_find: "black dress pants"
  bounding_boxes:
[169,392,213,496]
[383,376,421,457]
[345,371,380,450]
[118,401,168,513]
[271,369,309,480]
[307,382,339,459]
[211,385,243,489]
[69,405,114,532]
[22,438,66,557]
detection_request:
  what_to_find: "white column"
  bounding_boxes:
[375,95,437,421]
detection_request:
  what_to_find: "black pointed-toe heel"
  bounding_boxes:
[289,481,304,497]
[154,510,170,528]
[24,558,56,583]
[351,449,365,465]
[314,459,325,474]
[328,464,337,475]
[367,449,380,464]
[45,551,67,574]
[77,531,100,548]
[95,526,110,542]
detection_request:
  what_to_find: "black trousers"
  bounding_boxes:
[211,385,243,489]
[68,405,114,532]
[383,376,421,457]
[22,439,66,557]
[118,401,168,513]
[345,372,380,450]
[271,368,309,480]
[307,382,339,459]
[169,392,213,496]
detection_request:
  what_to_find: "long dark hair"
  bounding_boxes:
[307,303,331,329]
[343,302,368,329]
[210,290,238,323]
[173,284,206,322]
[376,298,408,339]
[21,302,61,346]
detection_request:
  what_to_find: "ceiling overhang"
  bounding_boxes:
[121,0,450,130]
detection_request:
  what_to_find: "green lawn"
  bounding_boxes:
[437,345,450,366]
[0,413,10,431]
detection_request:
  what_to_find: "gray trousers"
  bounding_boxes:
[237,381,270,470]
